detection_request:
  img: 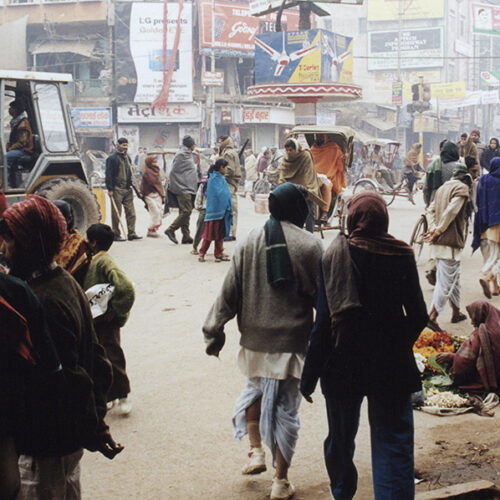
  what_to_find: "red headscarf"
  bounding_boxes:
[347,192,414,256]
[2,195,67,268]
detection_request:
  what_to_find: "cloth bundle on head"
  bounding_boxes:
[265,183,308,287]
[2,195,67,272]
[472,157,500,251]
[322,192,413,318]
[182,135,195,149]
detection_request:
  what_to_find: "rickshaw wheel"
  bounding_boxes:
[353,179,377,195]
[410,214,428,262]
[381,190,396,206]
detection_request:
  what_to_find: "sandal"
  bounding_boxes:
[191,249,199,255]
[427,319,443,332]
[479,278,492,299]
[215,255,230,262]
[198,255,206,262]
[451,313,467,324]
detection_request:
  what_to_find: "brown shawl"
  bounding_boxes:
[55,229,91,279]
[346,191,414,256]
[279,141,322,206]
[404,143,421,167]
[140,157,165,199]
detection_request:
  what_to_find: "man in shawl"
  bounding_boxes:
[140,155,165,238]
[105,137,141,242]
[279,138,323,233]
[301,191,427,500]
[470,129,486,162]
[472,157,500,298]
[437,301,500,392]
[218,136,241,241]
[426,166,472,331]
[0,195,122,498]
[403,143,423,204]
[53,200,91,287]
[203,183,323,500]
[165,136,198,245]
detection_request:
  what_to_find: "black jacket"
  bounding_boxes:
[301,246,428,399]
[105,151,132,191]
[480,146,500,172]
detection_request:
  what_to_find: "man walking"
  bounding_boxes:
[203,183,323,500]
[426,165,472,331]
[105,137,141,241]
[218,136,241,240]
[164,136,198,245]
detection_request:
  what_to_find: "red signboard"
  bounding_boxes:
[199,0,300,53]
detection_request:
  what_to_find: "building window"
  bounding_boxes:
[358,17,367,34]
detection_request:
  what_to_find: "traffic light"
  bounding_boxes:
[411,84,420,102]
[409,80,431,112]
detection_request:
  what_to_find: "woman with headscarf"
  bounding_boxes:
[301,191,428,500]
[480,138,500,173]
[140,155,165,238]
[53,200,91,287]
[280,138,323,232]
[203,183,323,500]
[436,301,500,392]
[403,143,423,204]
[473,157,500,298]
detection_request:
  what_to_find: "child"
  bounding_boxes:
[84,223,135,415]
[191,176,208,255]
[140,156,165,238]
[198,159,233,263]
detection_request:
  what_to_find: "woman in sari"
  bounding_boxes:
[437,301,500,392]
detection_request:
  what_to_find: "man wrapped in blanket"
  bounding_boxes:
[202,183,323,500]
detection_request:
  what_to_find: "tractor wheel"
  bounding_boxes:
[35,177,101,232]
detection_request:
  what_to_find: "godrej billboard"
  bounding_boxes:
[254,29,353,85]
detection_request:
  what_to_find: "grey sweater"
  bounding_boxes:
[169,146,198,195]
[203,222,323,354]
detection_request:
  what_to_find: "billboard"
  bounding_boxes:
[114,2,192,104]
[71,108,112,129]
[368,0,444,21]
[255,29,353,85]
[198,0,299,56]
[472,2,500,37]
[368,28,444,71]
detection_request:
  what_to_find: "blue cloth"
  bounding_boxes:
[7,149,32,187]
[473,158,500,251]
[323,391,414,500]
[232,376,301,467]
[204,171,233,237]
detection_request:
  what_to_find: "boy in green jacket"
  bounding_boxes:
[84,223,135,415]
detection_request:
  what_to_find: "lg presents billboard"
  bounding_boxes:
[198,0,299,57]
[115,2,193,103]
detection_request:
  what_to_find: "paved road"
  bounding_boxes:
[81,192,500,499]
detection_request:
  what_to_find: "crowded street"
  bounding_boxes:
[79,194,500,499]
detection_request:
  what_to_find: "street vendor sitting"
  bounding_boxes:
[436,300,500,392]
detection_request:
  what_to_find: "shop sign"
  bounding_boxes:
[480,71,500,88]
[430,82,466,99]
[368,28,444,71]
[243,107,270,123]
[117,126,140,156]
[117,103,202,123]
[202,71,224,87]
[413,115,437,133]
[368,0,444,21]
[198,0,299,55]
[71,107,112,129]
[472,2,500,37]
[392,81,402,105]
[482,90,500,105]
[221,108,232,124]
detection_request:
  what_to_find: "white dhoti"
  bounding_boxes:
[480,239,500,281]
[432,258,461,313]
[145,192,163,231]
[232,376,301,467]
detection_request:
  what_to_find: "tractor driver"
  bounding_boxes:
[6,99,34,188]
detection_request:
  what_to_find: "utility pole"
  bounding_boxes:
[396,0,402,146]
[210,0,216,148]
[418,75,424,164]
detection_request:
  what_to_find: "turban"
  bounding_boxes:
[2,195,67,266]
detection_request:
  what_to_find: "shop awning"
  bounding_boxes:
[362,117,396,131]
[30,40,96,58]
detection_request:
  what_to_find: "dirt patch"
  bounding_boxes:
[416,420,500,495]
